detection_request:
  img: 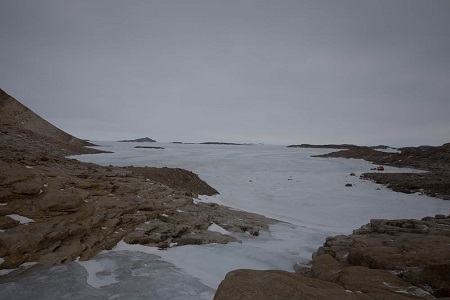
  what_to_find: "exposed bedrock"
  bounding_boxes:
[215,215,450,299]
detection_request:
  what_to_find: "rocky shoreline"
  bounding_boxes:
[312,145,450,200]
[0,89,275,272]
[215,214,450,299]
[214,146,450,299]
[2,89,450,299]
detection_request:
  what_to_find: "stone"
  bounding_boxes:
[215,269,366,300]
[12,180,42,195]
[0,216,20,229]
[37,191,83,212]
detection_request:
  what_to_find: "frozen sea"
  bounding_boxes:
[2,142,450,299]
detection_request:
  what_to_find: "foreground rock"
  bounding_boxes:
[312,145,450,200]
[0,89,275,271]
[215,215,450,299]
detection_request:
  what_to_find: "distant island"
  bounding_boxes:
[200,142,254,146]
[118,137,156,143]
[287,144,391,150]
[134,146,165,150]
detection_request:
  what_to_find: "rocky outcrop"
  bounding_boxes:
[215,215,450,299]
[0,89,101,157]
[312,144,450,200]
[0,90,275,271]
[215,269,368,300]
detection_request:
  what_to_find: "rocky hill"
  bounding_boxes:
[0,89,101,157]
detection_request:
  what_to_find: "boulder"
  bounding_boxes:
[215,269,367,300]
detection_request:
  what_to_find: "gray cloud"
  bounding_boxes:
[1,0,449,146]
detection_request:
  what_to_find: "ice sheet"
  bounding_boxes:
[2,143,449,299]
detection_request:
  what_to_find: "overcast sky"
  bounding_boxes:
[1,0,449,146]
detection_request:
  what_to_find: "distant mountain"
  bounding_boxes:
[119,137,156,143]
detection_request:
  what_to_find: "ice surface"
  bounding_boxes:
[2,143,450,299]
[76,259,119,288]
[0,252,214,300]
[6,214,35,224]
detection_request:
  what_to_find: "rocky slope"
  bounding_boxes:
[0,90,274,271]
[215,215,450,299]
[313,145,450,200]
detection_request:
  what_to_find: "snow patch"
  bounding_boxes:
[6,214,35,224]
[207,223,230,235]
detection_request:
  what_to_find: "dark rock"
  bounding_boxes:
[134,146,164,149]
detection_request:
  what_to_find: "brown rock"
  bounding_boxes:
[214,269,364,300]
[38,191,83,212]
[12,180,42,195]
[0,216,20,229]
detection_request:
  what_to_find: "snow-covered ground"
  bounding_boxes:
[2,143,449,299]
